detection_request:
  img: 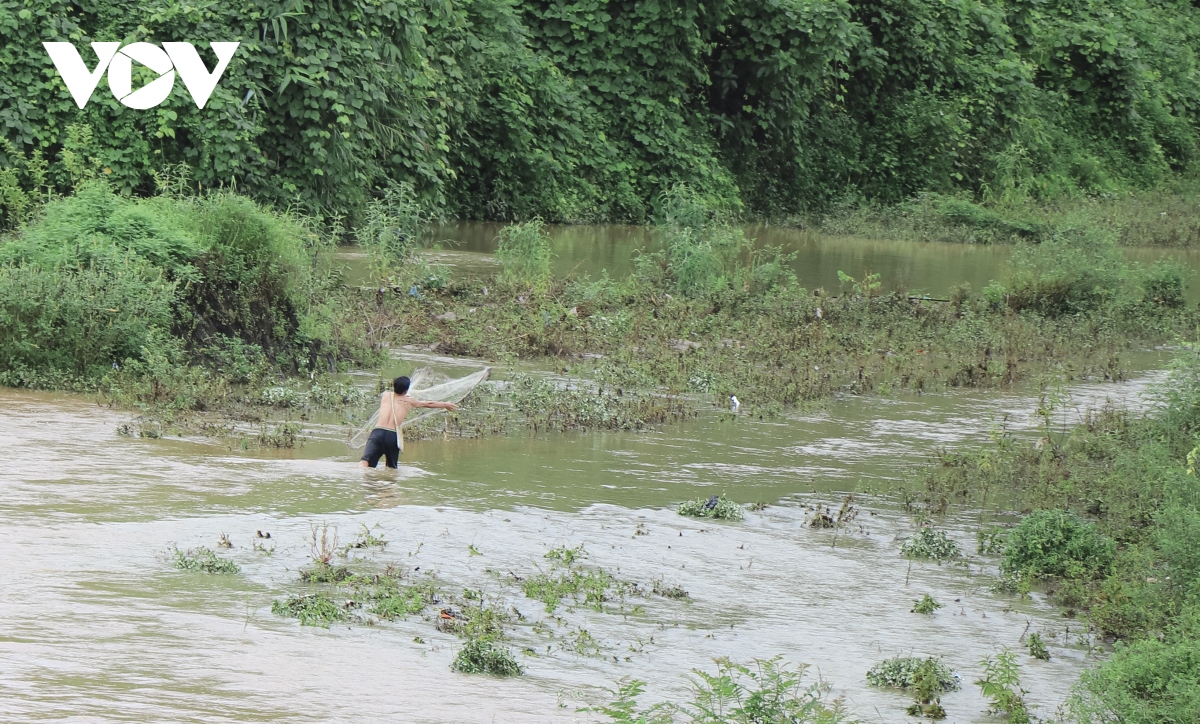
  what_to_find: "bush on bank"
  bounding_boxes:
[904,345,1200,722]
[0,182,366,395]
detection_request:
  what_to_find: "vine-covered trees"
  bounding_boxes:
[2,0,1199,222]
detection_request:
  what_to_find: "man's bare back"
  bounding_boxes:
[360,376,457,468]
[375,391,457,430]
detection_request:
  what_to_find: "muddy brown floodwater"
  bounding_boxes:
[0,339,1172,722]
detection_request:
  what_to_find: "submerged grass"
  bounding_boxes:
[899,529,961,561]
[677,494,745,521]
[451,638,523,676]
[172,546,240,574]
[271,592,348,627]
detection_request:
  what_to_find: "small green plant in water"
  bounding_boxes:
[172,546,240,574]
[544,544,587,566]
[451,638,522,676]
[1027,632,1051,661]
[271,592,348,627]
[866,657,959,691]
[911,594,942,614]
[906,657,948,719]
[678,494,745,521]
[900,529,961,560]
[977,650,1031,723]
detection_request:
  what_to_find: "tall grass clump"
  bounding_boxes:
[356,182,427,271]
[496,219,552,290]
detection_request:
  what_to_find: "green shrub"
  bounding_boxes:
[900,529,961,560]
[977,650,1031,723]
[1069,635,1200,724]
[451,638,522,676]
[0,185,335,386]
[677,494,745,521]
[1001,510,1115,581]
[1027,633,1050,661]
[866,657,959,691]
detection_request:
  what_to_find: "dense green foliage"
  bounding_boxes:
[4,0,1200,222]
[0,183,364,394]
[1001,509,1115,580]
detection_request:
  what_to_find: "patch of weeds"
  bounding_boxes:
[900,528,961,560]
[368,577,438,621]
[651,580,691,600]
[216,533,232,549]
[522,568,633,613]
[582,656,853,723]
[298,562,352,583]
[1027,632,1051,661]
[866,657,960,691]
[567,627,602,657]
[911,594,942,614]
[977,526,1008,555]
[468,544,481,556]
[977,650,1031,723]
[678,494,745,521]
[271,592,348,627]
[172,546,240,574]
[344,524,386,552]
[906,657,949,719]
[545,544,588,566]
[451,638,523,676]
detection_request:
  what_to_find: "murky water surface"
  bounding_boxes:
[340,221,1200,303]
[4,223,1188,721]
[0,346,1168,722]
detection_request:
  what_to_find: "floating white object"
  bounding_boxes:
[730,395,740,412]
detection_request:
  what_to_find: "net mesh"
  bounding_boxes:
[349,367,490,448]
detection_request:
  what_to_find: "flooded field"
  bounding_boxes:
[0,346,1168,722]
[338,221,1200,305]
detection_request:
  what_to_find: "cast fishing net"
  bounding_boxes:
[348,366,490,448]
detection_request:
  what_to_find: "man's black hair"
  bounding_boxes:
[393,376,411,395]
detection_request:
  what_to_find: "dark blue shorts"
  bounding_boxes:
[361,428,400,468]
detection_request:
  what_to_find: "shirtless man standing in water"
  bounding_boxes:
[360,376,457,468]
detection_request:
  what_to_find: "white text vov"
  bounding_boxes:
[43,41,240,110]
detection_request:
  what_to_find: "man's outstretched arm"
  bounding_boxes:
[410,400,457,411]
